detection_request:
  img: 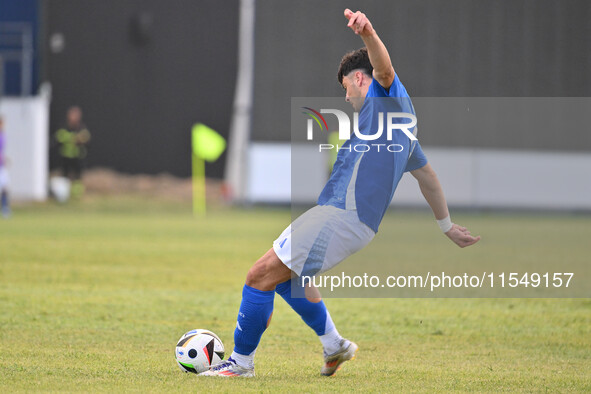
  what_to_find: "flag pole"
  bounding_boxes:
[192,152,206,216]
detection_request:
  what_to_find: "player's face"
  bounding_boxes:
[67,107,82,128]
[342,73,365,111]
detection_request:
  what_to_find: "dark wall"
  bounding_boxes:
[45,0,238,177]
[43,1,591,177]
[252,0,591,150]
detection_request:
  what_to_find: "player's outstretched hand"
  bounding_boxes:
[344,9,374,36]
[445,223,481,248]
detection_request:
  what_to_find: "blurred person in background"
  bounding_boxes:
[0,116,10,218]
[55,106,91,198]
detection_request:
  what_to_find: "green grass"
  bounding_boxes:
[0,198,590,392]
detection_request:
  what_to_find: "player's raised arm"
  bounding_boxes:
[344,9,395,89]
[411,163,481,248]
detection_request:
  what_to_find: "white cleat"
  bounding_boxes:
[321,340,358,376]
[199,357,255,378]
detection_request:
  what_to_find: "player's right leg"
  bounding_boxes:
[200,248,291,377]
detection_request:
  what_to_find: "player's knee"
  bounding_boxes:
[245,264,260,287]
[245,257,270,289]
[245,249,291,291]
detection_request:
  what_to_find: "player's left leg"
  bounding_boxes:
[275,281,344,354]
[71,159,85,198]
[271,205,372,375]
[275,280,358,376]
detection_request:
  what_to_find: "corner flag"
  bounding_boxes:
[192,123,226,215]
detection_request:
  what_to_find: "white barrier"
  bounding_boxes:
[247,143,591,210]
[0,85,51,201]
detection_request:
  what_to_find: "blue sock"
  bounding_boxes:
[275,279,334,336]
[233,285,275,356]
[1,191,7,210]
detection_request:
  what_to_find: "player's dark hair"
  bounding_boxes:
[337,47,373,85]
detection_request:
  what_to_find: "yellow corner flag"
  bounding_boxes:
[191,123,226,215]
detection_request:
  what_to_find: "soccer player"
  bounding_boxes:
[202,9,481,377]
[54,106,91,198]
[0,116,10,218]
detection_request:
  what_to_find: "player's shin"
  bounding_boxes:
[231,284,275,369]
[275,279,344,354]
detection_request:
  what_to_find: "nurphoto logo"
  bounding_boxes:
[302,107,417,152]
[302,107,417,141]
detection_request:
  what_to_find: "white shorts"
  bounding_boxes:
[0,167,9,189]
[273,205,375,277]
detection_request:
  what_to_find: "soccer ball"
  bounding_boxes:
[174,329,225,374]
[50,176,71,203]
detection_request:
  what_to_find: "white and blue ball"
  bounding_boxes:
[175,329,224,374]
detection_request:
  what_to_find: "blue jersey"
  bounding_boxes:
[317,74,428,233]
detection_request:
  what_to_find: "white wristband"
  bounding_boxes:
[437,216,453,233]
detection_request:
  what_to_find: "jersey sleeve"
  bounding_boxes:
[367,74,409,99]
[404,141,428,172]
[387,74,410,99]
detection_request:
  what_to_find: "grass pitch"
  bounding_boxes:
[0,197,589,392]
